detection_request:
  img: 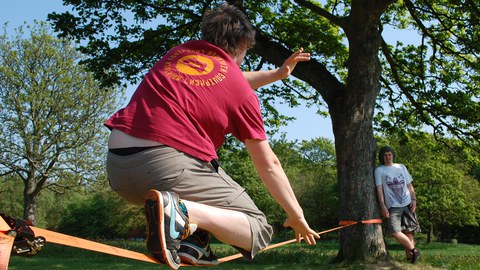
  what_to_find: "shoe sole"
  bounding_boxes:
[145,190,179,270]
[178,252,219,266]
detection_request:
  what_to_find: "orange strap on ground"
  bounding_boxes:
[0,217,15,270]
[30,226,162,264]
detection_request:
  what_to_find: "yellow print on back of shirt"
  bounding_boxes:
[163,49,228,86]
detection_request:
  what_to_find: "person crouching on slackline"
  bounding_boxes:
[105,3,319,270]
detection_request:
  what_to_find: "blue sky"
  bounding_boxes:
[0,1,338,141]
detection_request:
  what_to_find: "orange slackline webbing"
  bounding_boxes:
[218,221,359,263]
[338,219,383,226]
[31,226,161,264]
[0,214,162,270]
[219,218,382,263]
[0,215,383,269]
[0,217,15,270]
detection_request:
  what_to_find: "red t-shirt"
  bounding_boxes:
[105,40,267,161]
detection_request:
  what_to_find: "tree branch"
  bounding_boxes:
[294,0,346,28]
[252,31,344,105]
[380,37,478,147]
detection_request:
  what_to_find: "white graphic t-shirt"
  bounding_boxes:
[375,163,413,208]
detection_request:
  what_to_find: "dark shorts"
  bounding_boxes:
[386,206,421,235]
[106,144,273,258]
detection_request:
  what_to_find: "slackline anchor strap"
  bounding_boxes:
[0,216,15,270]
[0,213,46,258]
[338,219,383,226]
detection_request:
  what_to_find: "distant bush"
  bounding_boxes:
[57,192,145,239]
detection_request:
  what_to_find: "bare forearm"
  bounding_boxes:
[376,186,386,206]
[376,185,390,218]
[407,184,416,199]
[242,48,310,90]
[243,69,283,90]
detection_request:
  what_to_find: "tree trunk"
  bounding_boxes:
[250,0,394,263]
[23,178,38,225]
[427,223,433,243]
[331,0,389,262]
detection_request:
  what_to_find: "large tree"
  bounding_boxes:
[0,22,121,224]
[48,0,480,262]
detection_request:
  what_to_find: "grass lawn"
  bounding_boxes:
[7,238,480,269]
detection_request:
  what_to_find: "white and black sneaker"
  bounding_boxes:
[144,190,197,269]
[178,229,219,266]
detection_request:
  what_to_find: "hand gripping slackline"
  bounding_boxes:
[218,218,382,263]
[0,213,382,270]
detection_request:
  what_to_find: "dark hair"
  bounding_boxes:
[378,146,396,165]
[201,3,256,56]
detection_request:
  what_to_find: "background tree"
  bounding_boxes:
[48,0,480,262]
[294,137,338,231]
[0,22,121,224]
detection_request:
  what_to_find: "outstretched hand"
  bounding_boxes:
[277,48,311,80]
[242,47,310,89]
[283,216,319,245]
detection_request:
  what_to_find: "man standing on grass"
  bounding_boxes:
[375,146,421,263]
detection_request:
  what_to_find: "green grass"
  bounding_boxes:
[7,239,480,270]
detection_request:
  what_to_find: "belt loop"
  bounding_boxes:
[210,159,219,173]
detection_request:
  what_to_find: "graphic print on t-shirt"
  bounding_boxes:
[177,55,214,75]
[163,49,228,87]
[385,174,406,205]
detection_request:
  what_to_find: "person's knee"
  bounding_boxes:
[391,231,405,240]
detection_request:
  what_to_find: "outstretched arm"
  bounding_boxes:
[243,48,311,89]
[245,138,319,245]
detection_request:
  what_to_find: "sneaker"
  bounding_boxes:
[144,189,197,269]
[178,229,219,266]
[410,247,420,264]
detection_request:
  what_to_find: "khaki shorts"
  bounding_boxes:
[386,206,421,235]
[106,144,273,258]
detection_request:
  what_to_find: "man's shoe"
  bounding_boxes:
[410,247,420,264]
[144,190,196,269]
[178,229,219,266]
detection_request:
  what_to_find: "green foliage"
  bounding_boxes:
[271,136,339,231]
[57,191,144,239]
[0,21,123,222]
[0,175,23,217]
[0,175,93,228]
[377,0,480,146]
